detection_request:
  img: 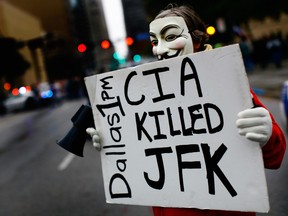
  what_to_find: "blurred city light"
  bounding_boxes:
[126,37,134,46]
[77,43,87,53]
[113,52,119,59]
[216,18,226,33]
[3,83,11,91]
[19,86,27,95]
[26,86,31,92]
[113,51,126,65]
[206,26,216,35]
[101,40,111,49]
[133,54,141,63]
[12,88,19,96]
[41,90,53,99]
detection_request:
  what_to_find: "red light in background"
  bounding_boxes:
[4,83,11,91]
[126,37,134,46]
[12,88,19,96]
[101,40,110,49]
[77,44,87,53]
[26,86,31,92]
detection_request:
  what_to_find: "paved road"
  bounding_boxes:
[248,60,288,99]
[0,99,152,216]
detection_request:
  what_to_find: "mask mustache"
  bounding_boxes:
[158,50,181,60]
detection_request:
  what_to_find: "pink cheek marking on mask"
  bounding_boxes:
[171,39,186,50]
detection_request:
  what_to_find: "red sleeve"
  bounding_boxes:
[251,89,286,169]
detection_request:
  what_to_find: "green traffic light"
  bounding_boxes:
[133,54,141,63]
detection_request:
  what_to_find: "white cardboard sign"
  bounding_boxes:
[85,44,269,213]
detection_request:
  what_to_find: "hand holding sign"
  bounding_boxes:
[236,107,272,147]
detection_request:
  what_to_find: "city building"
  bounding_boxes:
[121,0,151,59]
[76,0,114,74]
[0,1,47,87]
[7,0,72,45]
[248,12,288,39]
[9,0,115,75]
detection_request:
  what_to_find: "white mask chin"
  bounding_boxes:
[149,16,194,60]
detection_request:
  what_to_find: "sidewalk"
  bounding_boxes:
[247,59,288,99]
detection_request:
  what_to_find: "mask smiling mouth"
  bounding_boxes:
[158,50,181,60]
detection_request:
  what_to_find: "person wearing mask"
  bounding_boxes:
[87,4,286,216]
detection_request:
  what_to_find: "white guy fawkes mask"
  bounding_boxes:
[149,16,194,60]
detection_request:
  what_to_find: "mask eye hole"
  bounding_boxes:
[165,34,178,42]
[151,40,158,46]
[165,29,184,42]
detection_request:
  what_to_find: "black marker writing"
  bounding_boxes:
[143,67,175,103]
[144,143,237,197]
[180,57,202,97]
[135,103,224,142]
